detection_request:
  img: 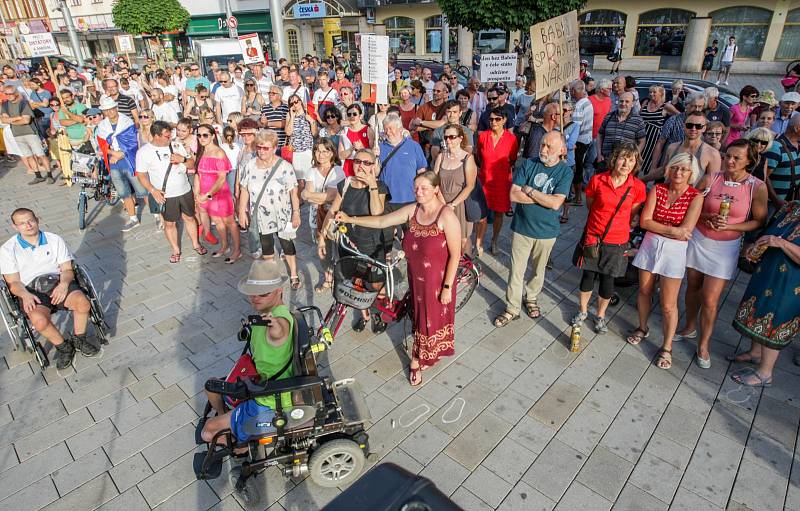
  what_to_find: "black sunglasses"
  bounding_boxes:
[685,122,706,130]
[198,132,213,138]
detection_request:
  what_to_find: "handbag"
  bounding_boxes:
[580,186,631,260]
[156,145,175,215]
[280,145,294,163]
[247,159,284,239]
[459,155,487,222]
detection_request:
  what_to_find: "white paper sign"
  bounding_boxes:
[21,32,58,57]
[115,34,134,53]
[360,34,389,85]
[479,53,517,83]
[238,33,265,65]
[530,10,580,98]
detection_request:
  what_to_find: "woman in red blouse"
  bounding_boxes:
[572,142,646,333]
[628,153,704,369]
[475,106,519,256]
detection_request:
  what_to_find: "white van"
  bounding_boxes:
[192,39,242,79]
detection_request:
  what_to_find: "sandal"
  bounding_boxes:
[314,279,333,293]
[626,327,650,345]
[523,300,541,319]
[409,363,422,386]
[655,348,672,369]
[290,276,302,289]
[493,310,520,328]
[169,252,181,264]
[193,246,208,256]
[225,251,242,265]
[731,367,772,387]
[725,352,762,365]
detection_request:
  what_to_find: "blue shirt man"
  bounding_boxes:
[378,118,428,205]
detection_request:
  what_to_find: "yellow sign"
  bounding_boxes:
[323,18,341,57]
[530,10,580,98]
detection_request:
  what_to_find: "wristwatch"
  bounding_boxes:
[206,194,212,200]
[442,284,451,289]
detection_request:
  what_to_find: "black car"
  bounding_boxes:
[632,77,739,113]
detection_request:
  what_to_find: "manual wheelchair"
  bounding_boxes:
[0,264,108,369]
[193,306,371,507]
[71,151,119,231]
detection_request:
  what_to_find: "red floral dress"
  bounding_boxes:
[402,205,456,368]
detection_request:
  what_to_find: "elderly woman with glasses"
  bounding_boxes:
[238,129,302,288]
[475,106,519,256]
[627,153,704,369]
[727,85,759,146]
[195,123,241,263]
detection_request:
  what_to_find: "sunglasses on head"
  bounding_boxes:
[353,158,374,166]
[685,122,705,130]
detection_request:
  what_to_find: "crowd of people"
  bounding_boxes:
[0,53,797,389]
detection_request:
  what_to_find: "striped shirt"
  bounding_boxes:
[658,112,687,146]
[652,184,699,227]
[764,134,799,201]
[260,103,289,147]
[598,110,646,157]
[106,93,137,120]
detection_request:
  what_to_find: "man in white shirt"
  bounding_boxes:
[569,79,595,194]
[716,36,737,86]
[155,71,181,115]
[120,77,147,110]
[151,88,179,126]
[136,121,206,262]
[282,69,310,103]
[214,72,244,122]
[0,208,99,369]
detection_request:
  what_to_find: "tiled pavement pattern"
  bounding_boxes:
[1,74,799,511]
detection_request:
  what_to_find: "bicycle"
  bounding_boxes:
[321,224,480,339]
[71,151,119,230]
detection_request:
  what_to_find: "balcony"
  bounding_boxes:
[357,0,435,7]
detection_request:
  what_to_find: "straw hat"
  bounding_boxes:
[757,90,778,108]
[237,260,287,295]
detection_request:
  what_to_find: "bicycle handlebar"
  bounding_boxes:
[333,222,405,269]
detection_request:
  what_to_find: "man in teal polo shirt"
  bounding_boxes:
[58,90,88,150]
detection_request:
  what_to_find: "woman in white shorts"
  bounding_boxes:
[627,153,704,370]
[678,139,769,369]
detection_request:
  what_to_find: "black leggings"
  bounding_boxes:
[580,270,615,300]
[260,234,296,257]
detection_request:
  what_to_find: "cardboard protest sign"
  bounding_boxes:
[238,33,264,65]
[480,53,517,83]
[530,10,580,98]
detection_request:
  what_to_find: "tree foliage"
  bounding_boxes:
[438,0,586,32]
[112,0,190,35]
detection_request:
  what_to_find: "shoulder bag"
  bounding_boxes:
[248,159,284,241]
[155,144,175,215]
[581,186,631,260]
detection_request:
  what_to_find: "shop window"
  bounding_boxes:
[425,16,442,54]
[709,7,772,59]
[634,9,694,57]
[777,9,800,60]
[578,10,626,56]
[385,16,415,55]
[287,28,300,64]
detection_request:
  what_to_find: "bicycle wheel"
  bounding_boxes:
[457,65,470,77]
[454,264,479,313]
[106,183,120,206]
[78,193,87,230]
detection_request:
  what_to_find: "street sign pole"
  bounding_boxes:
[225,0,238,38]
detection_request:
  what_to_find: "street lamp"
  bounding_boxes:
[54,0,84,66]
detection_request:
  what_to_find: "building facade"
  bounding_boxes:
[0,0,50,61]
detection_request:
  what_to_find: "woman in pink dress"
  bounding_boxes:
[726,85,758,146]
[194,123,241,263]
[336,169,462,386]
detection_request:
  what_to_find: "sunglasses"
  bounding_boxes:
[444,134,460,140]
[220,80,229,84]
[140,115,151,120]
[190,68,199,71]
[353,158,374,166]
[199,96,209,99]
[706,132,723,136]
[246,83,255,87]
[347,112,359,117]
[268,91,280,95]
[489,116,503,122]
[256,145,274,151]
[754,139,770,146]
[685,122,706,130]
[487,96,498,101]
[289,101,300,105]
[325,115,337,119]
[198,133,213,138]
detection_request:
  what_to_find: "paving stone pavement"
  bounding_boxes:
[1,126,799,511]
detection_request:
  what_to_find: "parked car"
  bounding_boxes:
[393,59,470,86]
[633,77,739,112]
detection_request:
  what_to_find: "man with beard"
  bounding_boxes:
[493,131,572,327]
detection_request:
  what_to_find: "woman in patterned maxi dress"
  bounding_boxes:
[335,168,463,386]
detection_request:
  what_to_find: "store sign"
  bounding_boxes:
[293,3,326,19]
[21,32,58,57]
[480,53,517,83]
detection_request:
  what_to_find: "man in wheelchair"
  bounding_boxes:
[0,208,100,369]
[201,259,295,445]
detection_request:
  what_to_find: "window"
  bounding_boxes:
[777,9,800,59]
[424,16,442,54]
[634,9,694,56]
[709,7,772,59]
[385,16,415,55]
[578,10,626,56]
[286,29,300,64]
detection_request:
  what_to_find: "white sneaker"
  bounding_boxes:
[122,219,140,232]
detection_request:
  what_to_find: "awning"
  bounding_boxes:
[187,11,272,36]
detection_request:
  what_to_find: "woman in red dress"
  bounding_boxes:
[475,106,519,256]
[336,170,462,386]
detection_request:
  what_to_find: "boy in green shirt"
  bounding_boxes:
[201,260,296,443]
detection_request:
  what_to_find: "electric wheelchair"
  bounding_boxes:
[0,264,108,369]
[193,306,371,507]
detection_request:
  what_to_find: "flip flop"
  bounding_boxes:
[169,252,181,264]
[626,327,650,345]
[730,367,772,387]
[193,246,208,256]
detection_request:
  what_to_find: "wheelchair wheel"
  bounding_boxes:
[229,466,261,508]
[105,185,120,206]
[78,193,87,230]
[34,341,49,368]
[74,265,108,343]
[308,439,365,488]
[454,264,479,314]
